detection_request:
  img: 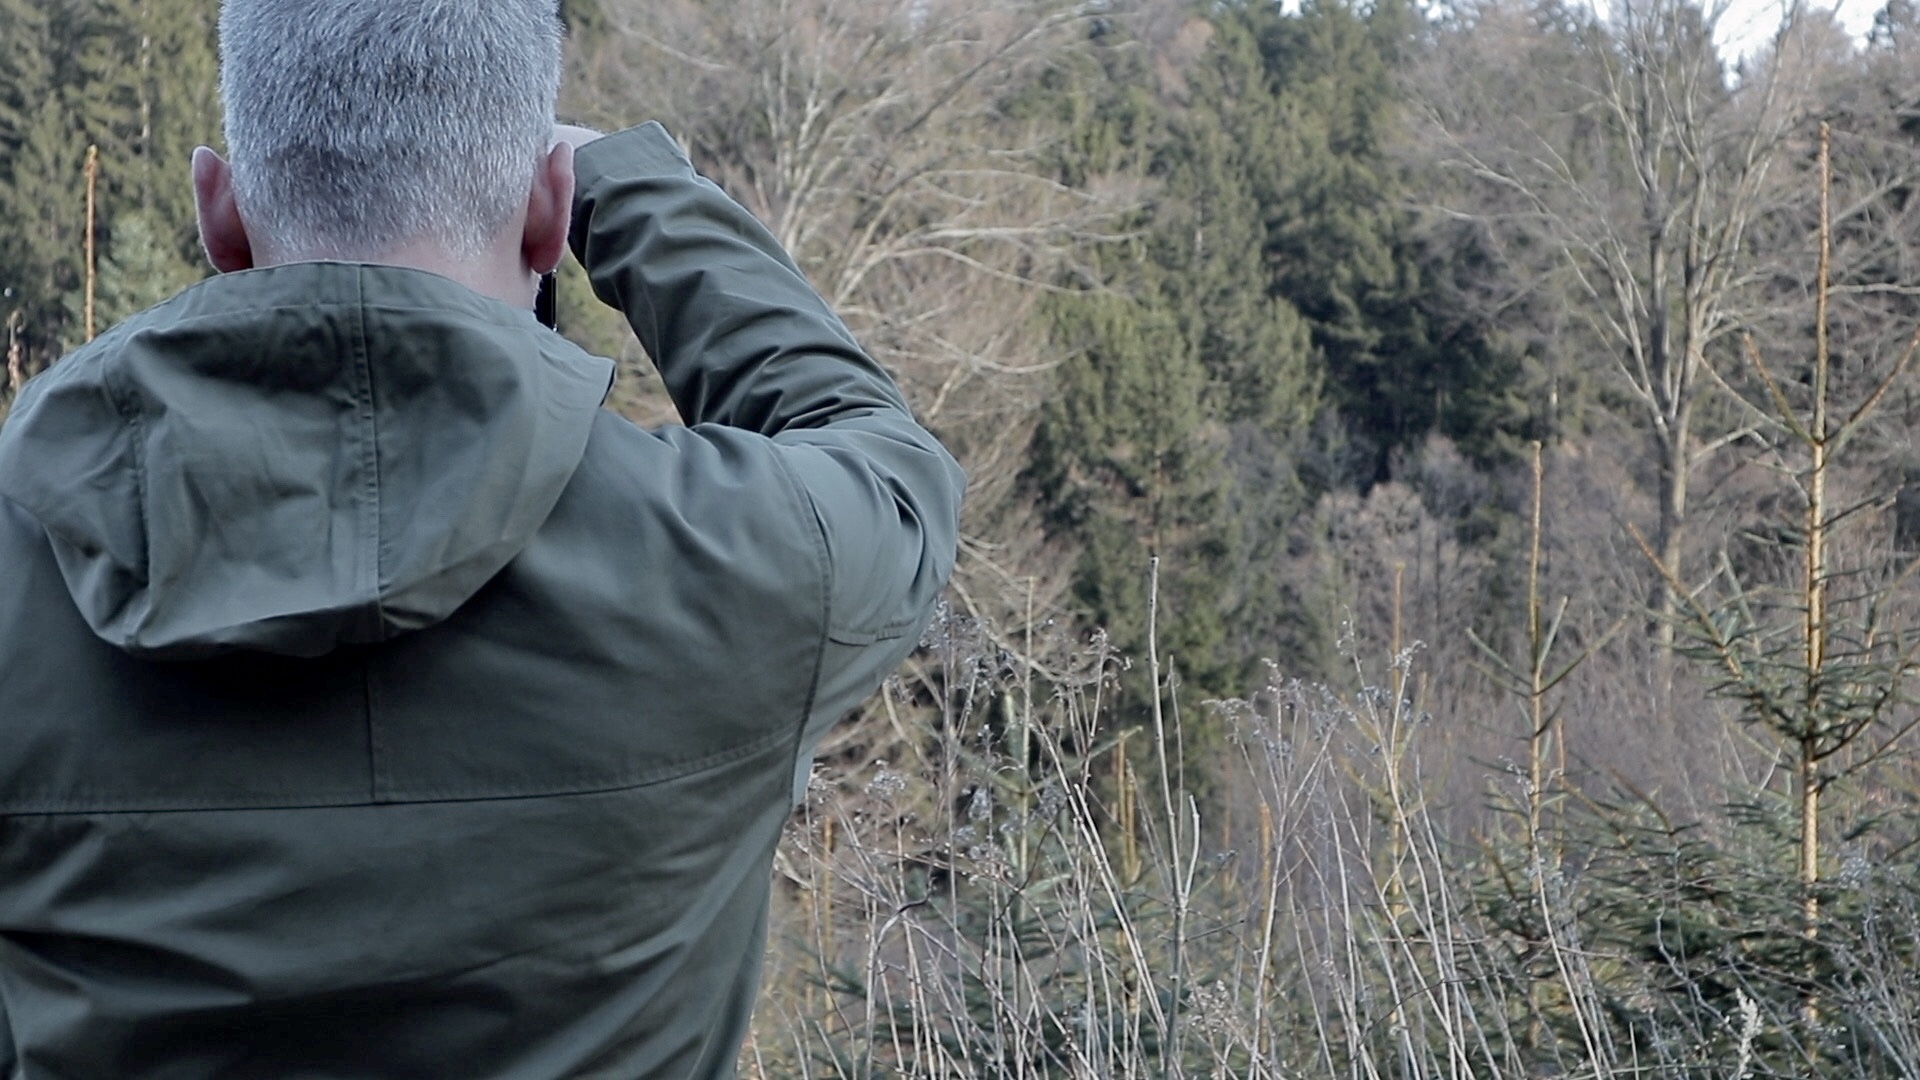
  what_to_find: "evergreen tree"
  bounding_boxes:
[0,0,88,372]
[0,0,55,159]
[1033,294,1233,681]
[0,0,216,384]
[1163,6,1327,672]
[79,0,220,313]
[88,209,203,326]
[1028,10,1323,696]
[1254,0,1525,477]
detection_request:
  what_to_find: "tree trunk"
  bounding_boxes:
[1646,218,1687,707]
[1651,401,1689,700]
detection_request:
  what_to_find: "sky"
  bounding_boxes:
[1702,0,1881,60]
[1387,0,1891,64]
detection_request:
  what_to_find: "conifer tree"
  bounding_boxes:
[1256,0,1523,477]
[0,0,88,371]
[1028,9,1322,695]
[79,0,219,313]
[0,0,54,158]
[0,0,216,381]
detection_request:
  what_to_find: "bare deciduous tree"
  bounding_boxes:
[570,0,1138,652]
[1410,0,1830,688]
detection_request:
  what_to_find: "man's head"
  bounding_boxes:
[195,0,571,304]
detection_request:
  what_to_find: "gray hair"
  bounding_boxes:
[219,0,564,261]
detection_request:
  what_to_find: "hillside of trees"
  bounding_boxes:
[6,0,1920,1074]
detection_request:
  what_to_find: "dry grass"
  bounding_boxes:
[743,584,1920,1078]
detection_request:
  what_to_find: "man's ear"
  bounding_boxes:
[193,147,254,273]
[522,141,575,277]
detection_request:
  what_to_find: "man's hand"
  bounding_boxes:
[554,124,605,152]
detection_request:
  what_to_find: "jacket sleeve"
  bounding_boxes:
[568,123,965,796]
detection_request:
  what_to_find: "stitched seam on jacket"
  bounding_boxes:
[351,270,384,630]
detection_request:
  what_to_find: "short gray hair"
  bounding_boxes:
[220,0,564,261]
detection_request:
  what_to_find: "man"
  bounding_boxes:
[0,0,963,1076]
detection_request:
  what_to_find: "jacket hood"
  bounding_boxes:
[0,263,613,659]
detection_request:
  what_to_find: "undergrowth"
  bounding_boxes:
[743,597,1920,1079]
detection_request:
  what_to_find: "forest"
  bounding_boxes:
[4,0,1920,1074]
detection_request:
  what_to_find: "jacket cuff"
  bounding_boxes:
[566,122,690,264]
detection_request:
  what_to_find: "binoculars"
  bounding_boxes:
[536,273,558,329]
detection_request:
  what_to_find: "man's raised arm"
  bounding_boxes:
[565,123,966,780]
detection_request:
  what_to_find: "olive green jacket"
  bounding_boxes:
[0,123,963,1078]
